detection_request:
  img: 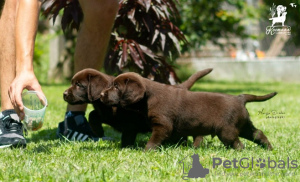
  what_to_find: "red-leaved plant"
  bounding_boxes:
[43,0,187,84]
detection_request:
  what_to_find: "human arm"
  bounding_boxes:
[8,0,44,120]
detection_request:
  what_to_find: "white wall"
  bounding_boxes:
[177,57,300,83]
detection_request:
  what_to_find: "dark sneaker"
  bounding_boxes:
[57,111,100,142]
[0,114,26,148]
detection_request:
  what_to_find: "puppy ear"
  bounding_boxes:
[87,74,109,102]
[120,77,146,106]
[87,74,96,102]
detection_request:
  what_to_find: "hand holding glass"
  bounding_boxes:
[22,91,47,131]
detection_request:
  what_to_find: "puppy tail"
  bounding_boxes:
[241,92,277,104]
[178,68,213,89]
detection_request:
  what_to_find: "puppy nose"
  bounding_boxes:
[63,91,68,97]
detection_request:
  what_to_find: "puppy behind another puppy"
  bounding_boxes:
[100,72,277,151]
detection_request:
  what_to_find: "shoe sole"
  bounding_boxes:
[0,144,12,149]
[58,129,102,142]
[0,142,26,149]
[57,121,103,142]
[0,139,26,149]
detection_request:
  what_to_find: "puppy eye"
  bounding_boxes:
[76,82,86,89]
[114,84,119,90]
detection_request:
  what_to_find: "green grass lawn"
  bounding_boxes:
[0,80,299,181]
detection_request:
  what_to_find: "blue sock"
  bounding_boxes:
[65,111,86,125]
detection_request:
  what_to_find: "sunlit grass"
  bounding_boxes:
[0,80,299,181]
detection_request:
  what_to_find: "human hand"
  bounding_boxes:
[8,70,46,120]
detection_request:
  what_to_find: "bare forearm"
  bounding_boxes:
[15,0,41,74]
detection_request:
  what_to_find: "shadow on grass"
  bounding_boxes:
[31,143,62,154]
[27,128,58,143]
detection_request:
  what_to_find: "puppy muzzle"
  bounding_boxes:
[100,90,120,106]
[63,90,69,101]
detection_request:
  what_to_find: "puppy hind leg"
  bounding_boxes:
[253,129,273,150]
[219,137,244,150]
[217,128,244,150]
[193,136,204,148]
[239,121,273,150]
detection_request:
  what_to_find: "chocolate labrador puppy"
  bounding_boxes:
[100,72,277,150]
[63,68,212,147]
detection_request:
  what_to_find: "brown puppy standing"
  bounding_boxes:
[63,68,213,147]
[100,72,277,150]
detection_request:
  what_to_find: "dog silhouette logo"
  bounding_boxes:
[266,3,292,35]
[179,153,209,180]
[269,5,287,26]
